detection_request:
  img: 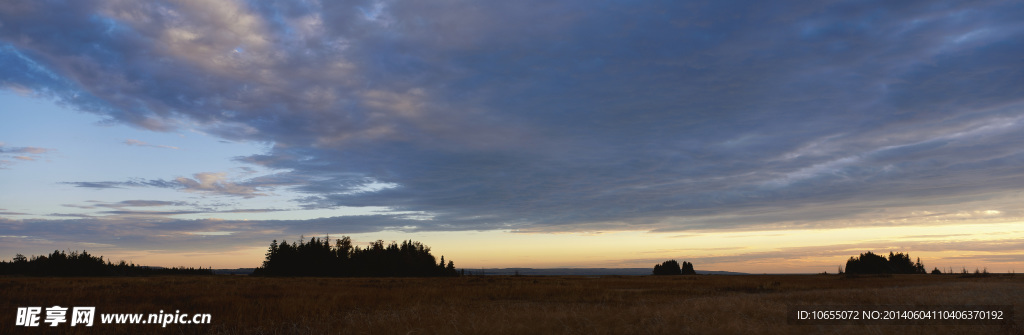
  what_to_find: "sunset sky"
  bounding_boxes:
[2,0,1023,273]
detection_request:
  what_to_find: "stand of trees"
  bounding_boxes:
[845,251,926,274]
[652,259,696,275]
[251,236,459,277]
[0,250,212,276]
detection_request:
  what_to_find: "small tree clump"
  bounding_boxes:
[844,251,926,275]
[653,260,696,275]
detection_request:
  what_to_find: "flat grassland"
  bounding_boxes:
[1,274,1021,334]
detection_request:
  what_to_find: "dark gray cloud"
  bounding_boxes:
[3,0,1024,235]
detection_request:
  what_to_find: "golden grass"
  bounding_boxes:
[1,274,1021,334]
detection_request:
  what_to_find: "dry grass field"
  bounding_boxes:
[1,274,1021,334]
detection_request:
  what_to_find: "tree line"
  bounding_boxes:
[251,236,459,277]
[652,259,696,275]
[843,251,926,274]
[0,250,212,276]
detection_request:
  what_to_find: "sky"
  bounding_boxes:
[1,0,1023,273]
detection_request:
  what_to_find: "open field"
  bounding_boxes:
[1,274,1021,334]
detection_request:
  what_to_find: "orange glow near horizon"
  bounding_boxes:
[101,221,1024,274]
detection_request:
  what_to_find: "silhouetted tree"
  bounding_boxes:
[681,261,696,275]
[914,257,926,274]
[931,267,942,274]
[653,260,682,275]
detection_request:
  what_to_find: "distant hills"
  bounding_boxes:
[211,268,748,276]
[213,268,257,275]
[464,268,749,276]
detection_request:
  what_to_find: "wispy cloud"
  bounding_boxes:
[66,200,188,209]
[0,143,54,167]
[0,143,53,154]
[122,139,179,150]
[61,180,179,190]
[54,199,286,218]
[94,209,280,216]
[0,214,408,253]
[174,172,264,198]
[62,172,267,198]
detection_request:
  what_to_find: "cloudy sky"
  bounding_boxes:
[2,0,1023,273]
